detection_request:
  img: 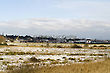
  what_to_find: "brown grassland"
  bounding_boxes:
[7,59,110,73]
[0,43,110,73]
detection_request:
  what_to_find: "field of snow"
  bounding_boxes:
[0,46,109,71]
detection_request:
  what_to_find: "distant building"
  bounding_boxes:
[4,34,110,44]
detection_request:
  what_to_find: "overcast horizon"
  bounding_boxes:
[0,0,110,40]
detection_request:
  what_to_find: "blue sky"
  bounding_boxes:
[0,0,110,21]
[0,0,110,39]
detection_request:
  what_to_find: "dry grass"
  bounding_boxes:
[7,59,110,73]
[1,43,110,49]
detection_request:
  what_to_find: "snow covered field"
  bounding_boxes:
[0,47,109,71]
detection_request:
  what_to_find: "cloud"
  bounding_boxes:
[0,18,110,39]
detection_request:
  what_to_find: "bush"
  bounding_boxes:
[62,60,68,64]
[99,45,106,47]
[46,43,49,47]
[62,57,66,59]
[19,58,23,60]
[0,58,3,60]
[7,65,17,70]
[71,44,82,48]
[83,59,91,62]
[51,61,59,64]
[53,45,57,47]
[56,45,63,48]
[5,52,35,55]
[90,47,93,49]
[29,57,41,62]
[68,58,75,60]
[93,45,97,47]
[84,44,89,47]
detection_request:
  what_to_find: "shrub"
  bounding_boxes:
[29,57,41,62]
[90,47,93,49]
[50,59,55,61]
[56,45,63,48]
[84,44,89,47]
[47,58,51,60]
[83,59,91,62]
[5,52,35,55]
[99,45,106,47]
[40,45,44,47]
[62,57,66,59]
[71,44,82,48]
[90,54,105,56]
[46,43,49,47]
[2,61,10,65]
[62,60,68,64]
[47,58,55,61]
[0,58,3,60]
[93,45,97,47]
[53,45,57,47]
[51,61,59,64]
[68,53,86,56]
[19,58,23,60]
[68,58,75,60]
[7,65,17,70]
[77,58,82,62]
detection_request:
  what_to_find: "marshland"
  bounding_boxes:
[0,43,110,73]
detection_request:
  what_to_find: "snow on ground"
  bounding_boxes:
[0,47,109,71]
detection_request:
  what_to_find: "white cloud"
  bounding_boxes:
[0,18,110,39]
[0,18,110,30]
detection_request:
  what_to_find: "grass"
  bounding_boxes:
[7,58,110,73]
[1,43,110,49]
[36,53,57,55]
[0,52,35,55]
[0,44,109,73]
[0,43,7,46]
[90,54,107,56]
[67,53,108,56]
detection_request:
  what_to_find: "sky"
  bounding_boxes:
[0,0,110,40]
